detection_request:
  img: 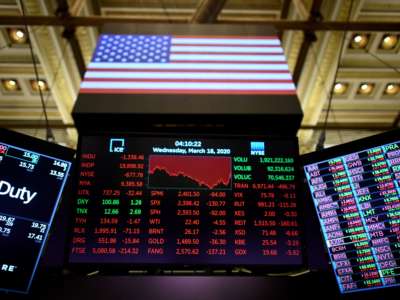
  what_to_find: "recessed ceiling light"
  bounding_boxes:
[7,28,28,44]
[333,82,348,95]
[384,83,399,95]
[2,79,20,91]
[380,35,398,50]
[350,34,369,49]
[30,79,49,92]
[357,83,374,95]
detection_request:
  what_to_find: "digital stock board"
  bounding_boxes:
[68,134,303,269]
[302,130,400,294]
[0,129,73,294]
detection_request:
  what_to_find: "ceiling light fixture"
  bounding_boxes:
[7,28,28,44]
[30,79,49,92]
[2,79,20,91]
[384,83,400,95]
[380,35,398,50]
[333,82,348,95]
[357,82,374,95]
[350,34,369,49]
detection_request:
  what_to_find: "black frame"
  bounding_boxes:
[65,131,307,276]
[72,23,303,135]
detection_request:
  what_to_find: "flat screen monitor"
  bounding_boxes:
[72,25,303,136]
[0,128,74,294]
[68,133,303,271]
[302,129,400,293]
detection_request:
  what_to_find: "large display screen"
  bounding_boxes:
[79,34,296,95]
[302,130,400,293]
[68,134,303,269]
[0,128,73,294]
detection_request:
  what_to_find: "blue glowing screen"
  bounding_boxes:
[303,139,400,293]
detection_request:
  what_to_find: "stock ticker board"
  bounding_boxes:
[68,135,303,268]
[0,130,73,294]
[303,137,400,293]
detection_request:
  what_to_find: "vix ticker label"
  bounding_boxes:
[0,180,37,204]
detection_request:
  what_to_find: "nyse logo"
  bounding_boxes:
[0,180,37,204]
[250,141,265,156]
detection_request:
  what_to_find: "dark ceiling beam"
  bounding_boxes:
[1,16,400,30]
[301,124,396,130]
[0,121,74,129]
[0,122,395,131]
[56,0,86,79]
[393,112,400,128]
[90,0,101,15]
[292,0,323,84]
[89,0,102,35]
[278,0,291,40]
[281,0,291,20]
[191,0,227,23]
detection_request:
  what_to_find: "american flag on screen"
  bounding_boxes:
[80,34,296,95]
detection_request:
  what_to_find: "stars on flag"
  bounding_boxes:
[93,35,171,63]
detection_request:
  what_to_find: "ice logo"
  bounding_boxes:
[250,141,265,156]
[109,138,125,153]
[0,180,37,204]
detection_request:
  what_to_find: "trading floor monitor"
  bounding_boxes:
[302,130,400,293]
[0,128,74,293]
